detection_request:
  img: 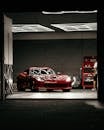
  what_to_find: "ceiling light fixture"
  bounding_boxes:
[42,10,97,14]
[12,24,55,33]
[51,23,97,32]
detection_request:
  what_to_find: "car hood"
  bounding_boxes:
[33,74,71,82]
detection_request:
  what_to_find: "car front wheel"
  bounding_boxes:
[62,89,70,92]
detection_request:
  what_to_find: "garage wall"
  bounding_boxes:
[13,39,97,82]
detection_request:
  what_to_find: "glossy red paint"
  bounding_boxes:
[81,56,97,89]
[17,67,72,92]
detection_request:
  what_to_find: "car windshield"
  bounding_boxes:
[29,69,40,76]
[41,68,56,75]
[29,68,56,76]
[47,69,56,75]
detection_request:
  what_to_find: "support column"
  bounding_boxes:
[0,12,5,101]
[97,9,104,102]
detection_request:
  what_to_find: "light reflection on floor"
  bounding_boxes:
[6,89,97,99]
[85,100,104,109]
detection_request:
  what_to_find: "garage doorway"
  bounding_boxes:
[0,11,98,100]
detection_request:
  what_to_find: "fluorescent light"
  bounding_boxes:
[51,23,97,32]
[12,24,55,33]
[62,10,97,13]
[12,23,97,33]
[42,10,97,14]
[42,11,64,14]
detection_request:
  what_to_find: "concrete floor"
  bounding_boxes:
[6,89,97,99]
[0,99,104,129]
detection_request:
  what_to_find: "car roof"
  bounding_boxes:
[29,67,51,70]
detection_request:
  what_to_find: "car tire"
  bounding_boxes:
[47,89,53,92]
[34,89,39,92]
[62,89,70,92]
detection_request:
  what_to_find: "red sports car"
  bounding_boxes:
[17,67,72,92]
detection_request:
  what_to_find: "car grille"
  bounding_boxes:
[44,83,68,87]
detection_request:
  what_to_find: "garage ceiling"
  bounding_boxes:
[12,22,97,33]
[6,10,97,33]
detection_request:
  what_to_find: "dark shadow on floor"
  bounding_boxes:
[0,99,104,129]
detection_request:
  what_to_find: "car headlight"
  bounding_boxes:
[66,77,71,82]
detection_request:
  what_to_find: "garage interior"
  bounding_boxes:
[1,7,104,130]
[0,10,98,99]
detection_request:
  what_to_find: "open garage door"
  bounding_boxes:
[2,11,97,100]
[0,14,13,100]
